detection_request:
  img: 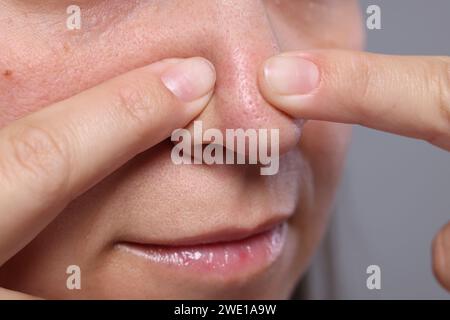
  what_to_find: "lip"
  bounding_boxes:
[116,222,288,276]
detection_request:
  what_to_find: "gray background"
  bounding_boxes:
[304,0,450,299]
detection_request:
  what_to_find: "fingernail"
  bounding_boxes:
[161,57,216,103]
[264,56,320,95]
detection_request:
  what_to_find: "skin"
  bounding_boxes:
[0,0,363,299]
[0,0,447,299]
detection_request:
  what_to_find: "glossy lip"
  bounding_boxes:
[116,222,288,276]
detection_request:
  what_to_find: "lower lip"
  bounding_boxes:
[117,223,287,276]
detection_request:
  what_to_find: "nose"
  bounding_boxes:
[165,0,302,155]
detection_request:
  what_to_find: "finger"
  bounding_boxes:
[432,221,450,292]
[259,50,450,150]
[0,287,40,300]
[0,57,216,265]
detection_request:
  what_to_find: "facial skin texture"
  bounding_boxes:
[0,0,363,299]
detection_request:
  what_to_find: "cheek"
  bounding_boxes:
[294,121,351,254]
[0,54,69,127]
[0,1,160,127]
[273,121,352,289]
[302,121,352,195]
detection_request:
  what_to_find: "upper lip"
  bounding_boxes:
[120,216,288,247]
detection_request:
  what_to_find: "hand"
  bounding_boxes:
[258,50,450,289]
[0,57,216,299]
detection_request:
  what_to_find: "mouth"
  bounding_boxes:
[115,222,288,276]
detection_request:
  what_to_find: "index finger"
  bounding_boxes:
[258,50,450,150]
[0,57,215,265]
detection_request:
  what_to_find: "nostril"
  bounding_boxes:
[182,87,304,156]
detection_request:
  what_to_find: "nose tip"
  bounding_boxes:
[191,55,302,156]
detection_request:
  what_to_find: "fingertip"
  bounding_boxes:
[263,55,320,96]
[161,58,215,102]
[432,222,450,292]
[258,54,320,119]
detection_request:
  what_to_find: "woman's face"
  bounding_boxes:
[0,0,363,299]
